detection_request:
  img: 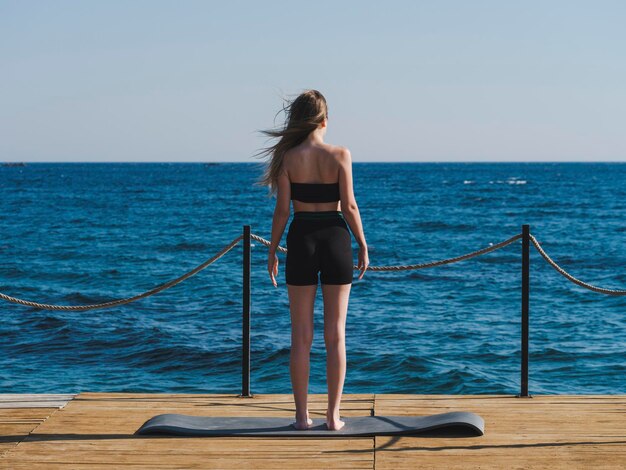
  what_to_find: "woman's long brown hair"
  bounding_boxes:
[253,89,328,197]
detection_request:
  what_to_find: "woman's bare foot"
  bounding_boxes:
[326,410,345,431]
[293,410,313,430]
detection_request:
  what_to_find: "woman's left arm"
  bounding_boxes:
[267,168,291,287]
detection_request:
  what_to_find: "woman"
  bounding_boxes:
[255,89,369,431]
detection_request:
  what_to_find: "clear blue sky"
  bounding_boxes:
[1,1,625,162]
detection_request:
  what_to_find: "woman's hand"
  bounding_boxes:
[357,245,369,280]
[268,251,279,287]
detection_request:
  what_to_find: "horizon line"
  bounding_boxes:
[2,160,625,164]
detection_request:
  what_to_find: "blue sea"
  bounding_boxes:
[1,162,624,395]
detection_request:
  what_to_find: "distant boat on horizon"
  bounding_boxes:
[2,162,27,167]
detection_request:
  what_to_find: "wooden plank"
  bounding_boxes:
[2,393,375,469]
[0,394,75,409]
[0,407,61,458]
[373,394,626,469]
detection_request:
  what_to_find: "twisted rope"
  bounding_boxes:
[252,232,523,271]
[529,234,626,296]
[251,234,288,254]
[0,235,243,311]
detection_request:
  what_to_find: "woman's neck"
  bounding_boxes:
[306,127,325,145]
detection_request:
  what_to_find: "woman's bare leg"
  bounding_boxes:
[287,284,317,429]
[321,283,351,431]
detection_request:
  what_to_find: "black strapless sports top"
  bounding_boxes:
[291,182,340,203]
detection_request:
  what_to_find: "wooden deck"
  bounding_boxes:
[1,393,624,469]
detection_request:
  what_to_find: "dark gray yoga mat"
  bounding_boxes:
[135,411,484,437]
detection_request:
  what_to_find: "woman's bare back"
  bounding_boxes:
[284,141,346,212]
[284,141,343,183]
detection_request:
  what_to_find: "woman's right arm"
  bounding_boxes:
[338,147,369,278]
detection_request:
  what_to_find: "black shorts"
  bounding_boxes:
[285,211,354,286]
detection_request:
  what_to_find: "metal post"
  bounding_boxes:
[517,224,532,398]
[240,225,253,398]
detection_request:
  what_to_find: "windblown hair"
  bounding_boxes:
[253,89,329,197]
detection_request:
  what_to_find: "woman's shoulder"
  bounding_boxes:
[283,143,350,169]
[323,143,351,160]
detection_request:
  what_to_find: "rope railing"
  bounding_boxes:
[2,224,624,399]
[529,234,626,296]
[1,229,624,311]
[0,235,244,311]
